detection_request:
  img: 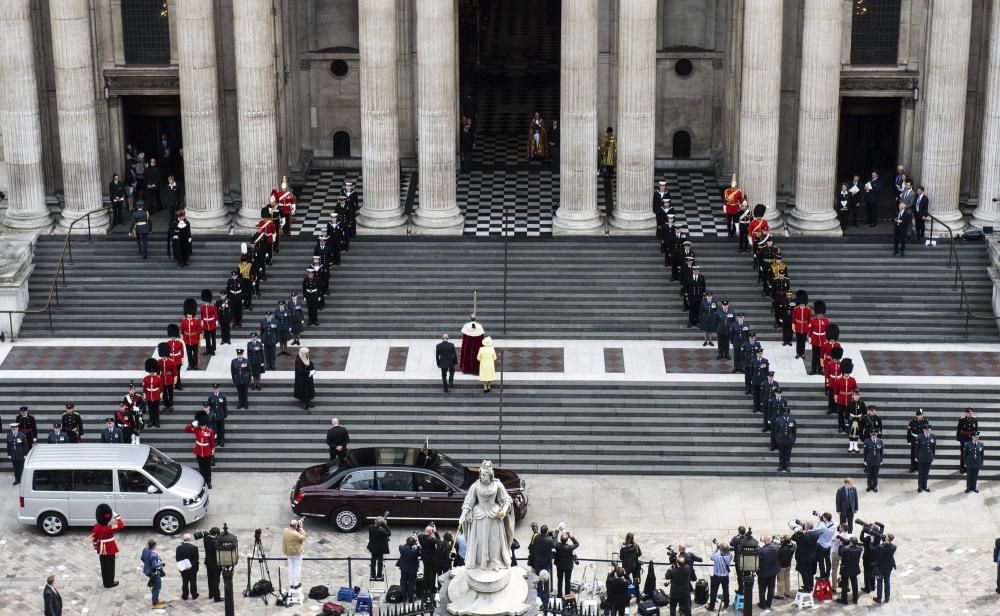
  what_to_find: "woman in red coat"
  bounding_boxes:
[91,504,124,587]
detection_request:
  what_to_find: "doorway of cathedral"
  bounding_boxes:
[123,95,183,182]
[837,97,900,221]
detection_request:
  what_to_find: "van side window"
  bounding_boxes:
[118,470,154,493]
[32,469,73,491]
[73,469,113,492]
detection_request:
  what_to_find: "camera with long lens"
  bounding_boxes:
[193,530,207,540]
[856,519,886,542]
[665,545,678,566]
[711,538,719,546]
[254,528,263,540]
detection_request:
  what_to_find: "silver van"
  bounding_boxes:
[18,444,209,536]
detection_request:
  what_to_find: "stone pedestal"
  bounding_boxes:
[438,567,532,616]
[0,238,35,340]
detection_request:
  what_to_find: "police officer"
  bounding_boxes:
[907,409,930,472]
[730,316,752,373]
[774,407,797,472]
[715,300,735,360]
[6,423,28,484]
[207,385,228,447]
[303,269,321,326]
[964,433,985,493]
[956,408,978,474]
[247,332,266,392]
[231,349,252,409]
[259,311,279,370]
[863,431,884,492]
[100,418,124,444]
[916,425,937,493]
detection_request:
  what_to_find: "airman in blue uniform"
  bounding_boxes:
[231,349,252,409]
[916,426,936,493]
[247,333,266,391]
[259,311,279,370]
[774,408,797,472]
[863,432,884,492]
[963,433,984,493]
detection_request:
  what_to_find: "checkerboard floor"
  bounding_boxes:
[293,169,412,237]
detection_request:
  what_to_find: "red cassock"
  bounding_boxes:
[158,356,179,387]
[808,315,829,348]
[791,305,812,335]
[167,338,185,368]
[458,321,485,375]
[91,518,124,555]
[832,374,857,406]
[143,374,163,403]
[184,424,216,458]
[180,317,202,346]
[200,303,218,332]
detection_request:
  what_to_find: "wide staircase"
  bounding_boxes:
[0,379,993,480]
[19,236,997,341]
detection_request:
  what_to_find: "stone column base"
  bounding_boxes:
[0,238,36,340]
[553,207,604,235]
[184,207,232,234]
[928,210,966,237]
[233,203,265,234]
[56,209,110,235]
[357,206,407,231]
[609,209,656,234]
[971,210,1000,230]
[786,209,842,236]
[3,209,53,234]
[411,206,464,235]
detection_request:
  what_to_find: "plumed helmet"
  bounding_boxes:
[195,410,210,425]
[201,289,213,303]
[827,324,840,341]
[167,323,180,338]
[813,300,827,315]
[183,298,197,316]
[753,203,767,218]
[157,342,170,357]
[831,346,844,360]
[144,358,159,373]
[795,290,809,305]
[840,358,854,374]
[96,503,113,524]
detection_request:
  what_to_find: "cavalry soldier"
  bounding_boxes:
[247,332,266,391]
[265,196,283,254]
[181,299,203,370]
[824,346,844,419]
[303,269,322,326]
[956,407,979,473]
[863,430,884,492]
[61,403,84,443]
[792,290,812,359]
[15,406,37,451]
[166,324,186,390]
[142,358,163,429]
[272,176,297,236]
[199,290,218,356]
[256,212,278,265]
[185,411,217,489]
[906,409,930,472]
[722,175,746,238]
[226,270,244,326]
[963,433,985,493]
[157,342,179,413]
[207,385,228,447]
[774,407,797,472]
[216,290,232,345]
[231,349,252,409]
[808,300,830,375]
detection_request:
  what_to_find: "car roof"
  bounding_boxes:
[336,447,456,472]
[24,444,150,469]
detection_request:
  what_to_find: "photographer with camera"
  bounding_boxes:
[836,536,863,604]
[397,535,421,603]
[282,519,306,604]
[141,539,167,609]
[707,541,733,611]
[815,512,837,580]
[553,531,580,597]
[605,566,630,616]
[777,535,796,599]
[418,524,441,595]
[791,521,822,592]
[857,519,884,593]
[197,527,222,602]
[665,556,693,616]
[367,516,391,580]
[874,534,896,603]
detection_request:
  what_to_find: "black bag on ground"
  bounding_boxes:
[386,585,403,603]
[694,579,709,605]
[637,599,660,616]
[248,579,273,597]
[309,585,330,600]
[651,589,669,606]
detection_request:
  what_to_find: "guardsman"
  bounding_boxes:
[863,430,884,492]
[256,210,278,264]
[180,299,203,370]
[289,292,305,346]
[746,347,766,397]
[166,324,186,390]
[185,410,217,488]
[832,358,857,430]
[303,269,322,326]
[200,289,218,356]
[6,422,27,484]
[756,370,779,414]
[722,175,746,238]
[100,417,124,444]
[685,266,707,327]
[226,270,244,326]
[820,324,842,373]
[963,432,985,493]
[824,346,844,417]
[15,406,37,450]
[61,403,84,443]
[216,290,232,345]
[238,253,256,309]
[275,300,293,356]
[791,290,812,359]
[266,196,283,255]
[774,407,797,472]
[730,317,752,373]
[916,425,937,493]
[777,290,794,346]
[91,504,124,588]
[906,409,930,472]
[157,342,178,412]
[247,332,266,391]
[47,422,69,444]
[142,358,163,429]
[259,311,279,370]
[273,176,296,236]
[207,384,228,447]
[808,300,830,375]
[765,387,787,439]
[231,349,252,409]
[956,408,979,474]
[715,300,735,360]
[845,389,866,441]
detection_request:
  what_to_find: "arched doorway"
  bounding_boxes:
[672,130,691,159]
[333,131,351,158]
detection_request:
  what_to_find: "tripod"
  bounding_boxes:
[244,529,276,605]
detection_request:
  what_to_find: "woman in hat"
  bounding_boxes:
[91,504,124,588]
[477,337,497,393]
[294,348,316,409]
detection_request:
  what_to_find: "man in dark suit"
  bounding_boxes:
[436,334,458,392]
[864,170,881,227]
[176,534,200,600]
[836,537,863,604]
[43,575,62,616]
[397,536,421,602]
[892,202,913,256]
[847,174,863,226]
[757,535,780,610]
[326,418,349,462]
[874,534,897,603]
[529,525,555,576]
[203,527,222,603]
[417,525,441,596]
[666,557,693,616]
[835,478,859,533]
[913,186,929,240]
[792,523,822,592]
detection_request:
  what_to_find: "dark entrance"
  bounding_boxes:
[122,95,182,177]
[837,97,900,216]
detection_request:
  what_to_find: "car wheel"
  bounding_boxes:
[38,511,67,537]
[154,510,186,535]
[331,506,361,532]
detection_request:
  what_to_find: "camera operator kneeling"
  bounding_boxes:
[836,537,863,604]
[665,557,693,616]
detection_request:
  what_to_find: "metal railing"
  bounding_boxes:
[1,204,112,342]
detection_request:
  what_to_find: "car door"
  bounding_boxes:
[68,469,115,525]
[335,470,381,522]
[375,469,421,523]
[412,471,460,522]
[115,469,161,524]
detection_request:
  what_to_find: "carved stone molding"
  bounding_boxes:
[103,67,180,96]
[840,70,919,96]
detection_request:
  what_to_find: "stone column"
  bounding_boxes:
[176,0,229,231]
[0,0,51,232]
[974,2,1000,229]
[920,0,973,233]
[610,0,656,232]
[412,0,463,233]
[357,0,406,230]
[233,0,279,231]
[554,0,602,233]
[787,0,842,236]
[50,0,105,233]
[737,0,784,230]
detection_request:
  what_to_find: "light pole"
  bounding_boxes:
[216,523,239,616]
[738,532,760,616]
[497,349,504,466]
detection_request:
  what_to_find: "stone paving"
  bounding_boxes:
[2,472,999,615]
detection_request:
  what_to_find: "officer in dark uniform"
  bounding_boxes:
[916,426,936,493]
[326,212,344,264]
[61,403,84,443]
[956,408,978,473]
[715,301,735,359]
[275,300,293,356]
[100,418,124,444]
[311,256,330,308]
[739,329,762,381]
[963,433,985,493]
[860,405,883,446]
[226,270,244,326]
[247,333,265,391]
[303,269,322,326]
[777,290,794,346]
[259,311,279,371]
[340,181,360,239]
[6,423,28,484]
[207,385,228,447]
[765,387,787,437]
[755,370,779,414]
[684,266,706,326]
[906,409,930,472]
[863,431,884,492]
[231,349,252,409]
[665,222,683,268]
[746,348,766,397]
[774,407,797,472]
[15,406,37,451]
[673,241,694,282]
[47,422,70,444]
[216,290,232,345]
[730,316,751,373]
[289,292,306,346]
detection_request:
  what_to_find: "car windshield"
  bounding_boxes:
[144,447,182,488]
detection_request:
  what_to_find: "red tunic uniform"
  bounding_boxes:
[91,517,124,555]
[180,317,203,346]
[820,340,841,365]
[200,303,218,332]
[723,187,745,215]
[157,356,179,387]
[256,218,277,244]
[832,373,857,406]
[274,189,296,215]
[142,374,163,403]
[808,315,830,348]
[184,423,216,458]
[823,356,842,390]
[748,218,769,243]
[792,305,812,335]
[167,338,185,368]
